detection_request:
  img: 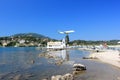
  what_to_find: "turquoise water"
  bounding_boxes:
[0,47,120,80]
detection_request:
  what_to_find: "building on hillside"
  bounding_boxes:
[2,42,8,47]
[118,41,120,44]
[19,40,25,44]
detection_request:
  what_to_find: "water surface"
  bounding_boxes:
[0,47,120,80]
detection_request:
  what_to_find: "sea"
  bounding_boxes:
[0,47,120,80]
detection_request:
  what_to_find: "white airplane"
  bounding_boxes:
[59,30,75,34]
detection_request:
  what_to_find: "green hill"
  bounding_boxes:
[12,33,50,39]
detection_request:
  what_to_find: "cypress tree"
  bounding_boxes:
[65,34,69,46]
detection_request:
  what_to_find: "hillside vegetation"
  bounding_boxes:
[0,33,119,47]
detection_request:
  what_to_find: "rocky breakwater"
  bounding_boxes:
[39,51,65,65]
[42,63,86,80]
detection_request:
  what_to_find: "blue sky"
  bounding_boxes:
[0,0,120,40]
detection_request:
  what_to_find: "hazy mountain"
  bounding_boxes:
[12,33,50,39]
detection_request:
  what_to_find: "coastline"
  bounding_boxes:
[89,49,120,68]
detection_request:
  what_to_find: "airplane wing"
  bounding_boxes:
[59,31,65,34]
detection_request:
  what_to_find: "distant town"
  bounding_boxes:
[0,33,53,47]
[0,33,119,47]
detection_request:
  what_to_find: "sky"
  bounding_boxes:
[0,0,120,41]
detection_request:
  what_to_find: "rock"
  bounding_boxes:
[96,50,99,52]
[51,73,74,80]
[62,73,74,80]
[51,75,62,80]
[13,74,21,80]
[24,74,34,79]
[73,71,83,75]
[0,76,2,79]
[0,74,4,79]
[9,76,14,79]
[39,53,45,57]
[82,57,97,59]
[31,60,35,64]
[55,60,63,65]
[42,78,48,80]
[0,72,12,79]
[14,70,20,73]
[27,74,34,77]
[82,57,90,59]
[73,63,86,71]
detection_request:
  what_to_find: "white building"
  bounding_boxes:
[19,40,25,44]
[47,39,66,49]
[2,42,8,47]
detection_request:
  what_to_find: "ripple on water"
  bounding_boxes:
[0,48,120,80]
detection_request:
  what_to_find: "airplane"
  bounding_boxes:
[59,30,75,34]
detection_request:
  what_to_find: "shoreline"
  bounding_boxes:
[89,49,120,68]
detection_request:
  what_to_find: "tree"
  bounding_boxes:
[7,42,16,46]
[65,34,69,46]
[0,42,2,46]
